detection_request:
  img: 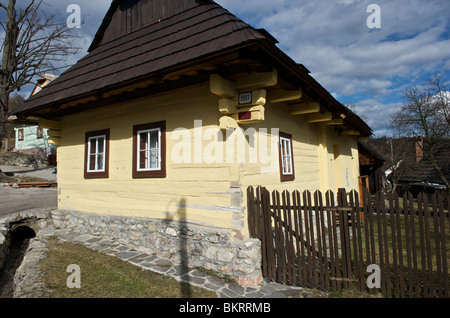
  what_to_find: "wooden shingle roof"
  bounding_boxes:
[14,1,269,116]
[12,0,372,137]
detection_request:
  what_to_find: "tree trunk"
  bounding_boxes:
[0,0,17,151]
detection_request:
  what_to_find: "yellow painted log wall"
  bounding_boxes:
[57,84,361,239]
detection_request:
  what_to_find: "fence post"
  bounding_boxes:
[337,188,352,289]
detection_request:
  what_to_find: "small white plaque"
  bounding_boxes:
[238,92,252,105]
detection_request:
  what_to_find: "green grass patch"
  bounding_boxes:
[40,238,217,298]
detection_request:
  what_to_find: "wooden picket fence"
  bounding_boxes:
[247,186,450,298]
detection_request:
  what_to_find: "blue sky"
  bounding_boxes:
[5,0,450,137]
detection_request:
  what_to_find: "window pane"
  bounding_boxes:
[97,137,105,154]
[97,154,104,170]
[280,138,292,175]
[150,149,159,169]
[90,138,96,154]
[139,150,147,169]
[89,154,96,171]
[137,129,160,171]
[88,136,106,172]
[150,131,158,149]
[139,132,148,151]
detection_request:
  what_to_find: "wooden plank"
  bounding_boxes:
[403,193,414,298]
[417,193,427,297]
[293,190,307,287]
[367,190,377,294]
[303,191,314,288]
[342,129,360,136]
[439,192,449,297]
[261,187,276,281]
[267,89,302,103]
[431,193,440,298]
[273,190,286,283]
[362,190,372,285]
[388,192,400,297]
[325,119,344,126]
[380,191,392,297]
[439,191,450,298]
[210,74,236,98]
[423,194,433,297]
[234,69,278,90]
[348,190,361,291]
[318,190,330,291]
[314,191,325,289]
[338,188,352,290]
[38,118,61,129]
[306,190,318,288]
[306,112,332,123]
[284,190,297,285]
[394,193,406,298]
[326,190,338,291]
[403,192,414,297]
[289,102,320,115]
[354,190,365,292]
[407,193,419,297]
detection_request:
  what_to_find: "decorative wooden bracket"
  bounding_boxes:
[211,70,277,127]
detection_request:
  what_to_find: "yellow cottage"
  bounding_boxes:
[12,0,372,286]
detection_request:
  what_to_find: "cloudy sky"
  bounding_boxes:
[5,0,450,136]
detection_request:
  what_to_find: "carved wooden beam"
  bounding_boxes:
[37,119,61,130]
[289,102,320,115]
[325,119,344,126]
[234,69,278,90]
[210,74,236,98]
[267,89,302,103]
[47,129,61,137]
[306,112,332,123]
[342,129,360,136]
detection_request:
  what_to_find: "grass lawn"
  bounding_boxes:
[40,238,217,298]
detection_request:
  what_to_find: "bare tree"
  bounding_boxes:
[390,74,450,194]
[0,0,80,149]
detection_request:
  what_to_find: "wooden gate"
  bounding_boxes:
[247,186,450,298]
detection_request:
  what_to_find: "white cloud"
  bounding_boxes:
[217,0,450,135]
[6,0,449,136]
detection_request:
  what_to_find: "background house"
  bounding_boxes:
[8,74,58,164]
[395,139,450,197]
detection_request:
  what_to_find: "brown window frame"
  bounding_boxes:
[132,121,166,179]
[84,129,110,179]
[279,132,295,182]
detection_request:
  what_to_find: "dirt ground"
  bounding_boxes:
[0,187,57,216]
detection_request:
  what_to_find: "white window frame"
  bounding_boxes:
[280,136,293,176]
[87,135,107,173]
[137,128,161,172]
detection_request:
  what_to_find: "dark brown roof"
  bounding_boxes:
[399,139,450,185]
[14,1,268,115]
[12,0,372,137]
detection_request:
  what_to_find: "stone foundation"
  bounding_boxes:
[51,210,263,287]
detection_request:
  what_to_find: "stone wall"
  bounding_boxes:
[51,210,263,287]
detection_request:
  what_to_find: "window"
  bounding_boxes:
[84,129,110,179]
[133,121,166,178]
[18,129,24,141]
[279,132,295,181]
[37,127,43,139]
